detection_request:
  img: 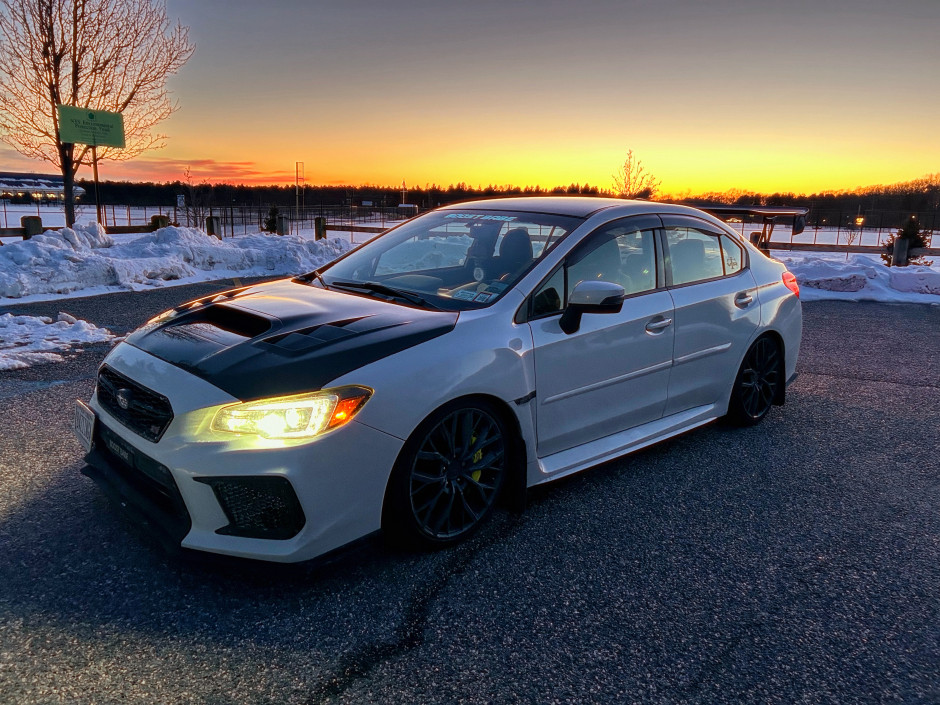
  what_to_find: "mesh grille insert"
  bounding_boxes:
[196,476,306,540]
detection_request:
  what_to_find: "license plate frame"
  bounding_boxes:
[74,399,96,453]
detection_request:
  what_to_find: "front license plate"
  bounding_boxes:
[74,399,96,453]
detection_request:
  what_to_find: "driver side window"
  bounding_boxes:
[529,226,658,319]
[567,226,657,298]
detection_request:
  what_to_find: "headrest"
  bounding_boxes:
[499,228,533,261]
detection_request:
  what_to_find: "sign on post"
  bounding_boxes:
[57,106,125,148]
[56,106,126,225]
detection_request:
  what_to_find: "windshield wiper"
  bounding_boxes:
[294,270,328,288]
[329,280,438,309]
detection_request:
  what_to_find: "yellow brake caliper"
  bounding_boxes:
[471,436,482,481]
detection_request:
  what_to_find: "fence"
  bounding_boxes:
[87,204,410,236]
[0,211,389,243]
[2,202,937,260]
[722,209,936,249]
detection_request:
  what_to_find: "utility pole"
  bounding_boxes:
[295,161,304,232]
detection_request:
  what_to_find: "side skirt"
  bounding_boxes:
[533,404,719,485]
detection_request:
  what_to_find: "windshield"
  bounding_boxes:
[313,209,582,310]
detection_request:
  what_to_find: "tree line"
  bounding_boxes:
[674,174,940,218]
[72,174,940,220]
[74,180,608,209]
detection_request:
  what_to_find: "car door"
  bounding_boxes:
[660,215,760,416]
[527,215,675,458]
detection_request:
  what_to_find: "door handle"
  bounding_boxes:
[734,292,754,307]
[645,317,673,333]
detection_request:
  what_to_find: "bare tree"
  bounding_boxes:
[612,149,661,199]
[181,165,211,228]
[0,0,194,225]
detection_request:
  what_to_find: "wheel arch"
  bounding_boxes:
[739,329,787,407]
[761,329,787,405]
[380,393,529,526]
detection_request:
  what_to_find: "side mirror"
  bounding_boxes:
[559,280,625,334]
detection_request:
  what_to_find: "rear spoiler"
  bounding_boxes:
[694,204,809,248]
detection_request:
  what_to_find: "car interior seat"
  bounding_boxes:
[669,238,707,285]
[495,228,534,280]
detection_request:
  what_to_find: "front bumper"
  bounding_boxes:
[82,440,191,555]
[82,343,404,563]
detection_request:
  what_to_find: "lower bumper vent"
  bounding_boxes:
[195,476,306,540]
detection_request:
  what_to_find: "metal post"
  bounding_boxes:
[295,162,304,231]
[92,145,102,224]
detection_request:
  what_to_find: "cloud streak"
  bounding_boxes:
[0,149,296,185]
[96,157,295,185]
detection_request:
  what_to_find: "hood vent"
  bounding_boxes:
[157,304,272,348]
[262,316,375,353]
[193,304,272,338]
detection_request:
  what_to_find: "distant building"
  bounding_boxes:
[0,172,85,202]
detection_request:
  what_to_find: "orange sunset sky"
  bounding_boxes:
[2,0,938,194]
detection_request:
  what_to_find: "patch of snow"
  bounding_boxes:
[777,252,940,304]
[0,223,353,302]
[0,312,116,370]
[889,269,940,295]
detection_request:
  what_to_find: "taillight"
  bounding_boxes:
[782,271,800,298]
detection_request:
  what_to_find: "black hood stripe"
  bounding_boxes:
[125,279,458,401]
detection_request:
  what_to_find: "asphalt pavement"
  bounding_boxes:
[1,283,938,704]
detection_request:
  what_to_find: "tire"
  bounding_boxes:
[726,336,783,426]
[383,399,509,548]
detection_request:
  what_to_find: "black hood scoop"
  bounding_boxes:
[125,279,458,400]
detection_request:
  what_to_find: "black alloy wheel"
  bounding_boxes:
[384,401,509,547]
[728,336,782,425]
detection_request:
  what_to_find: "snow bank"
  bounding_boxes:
[779,253,940,303]
[0,224,353,300]
[0,312,115,370]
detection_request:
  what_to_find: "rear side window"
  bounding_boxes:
[721,235,743,275]
[665,226,724,285]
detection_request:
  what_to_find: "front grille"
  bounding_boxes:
[97,366,174,442]
[195,476,306,540]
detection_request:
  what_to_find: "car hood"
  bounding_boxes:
[124,278,458,400]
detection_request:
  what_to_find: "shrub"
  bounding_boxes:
[881,216,933,266]
[263,206,279,233]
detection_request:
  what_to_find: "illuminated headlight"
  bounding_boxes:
[211,386,372,440]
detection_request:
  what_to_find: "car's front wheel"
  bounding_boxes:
[383,400,509,548]
[726,336,783,426]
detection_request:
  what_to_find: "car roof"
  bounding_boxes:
[438,196,717,220]
[439,197,638,218]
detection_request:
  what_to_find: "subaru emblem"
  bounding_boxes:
[116,388,133,410]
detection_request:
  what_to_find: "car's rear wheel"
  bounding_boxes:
[383,400,508,548]
[727,336,782,426]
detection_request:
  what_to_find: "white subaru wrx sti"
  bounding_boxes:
[74,197,802,563]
